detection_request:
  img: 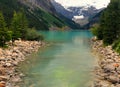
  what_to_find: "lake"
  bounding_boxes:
[19,30,96,87]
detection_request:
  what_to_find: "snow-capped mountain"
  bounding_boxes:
[51,0,110,26]
[53,0,110,9]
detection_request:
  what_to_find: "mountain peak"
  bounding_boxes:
[54,0,110,9]
[51,0,110,26]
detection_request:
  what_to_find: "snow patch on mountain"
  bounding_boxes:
[73,15,84,19]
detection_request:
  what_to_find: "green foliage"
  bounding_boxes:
[15,11,28,39]
[90,24,103,40]
[104,0,120,45]
[0,0,67,30]
[112,40,120,53]
[11,11,29,40]
[0,10,44,47]
[90,24,99,36]
[0,12,12,47]
[30,9,65,30]
[93,0,120,45]
[111,0,120,52]
[10,11,21,41]
[0,0,20,27]
[0,11,6,28]
[25,28,44,41]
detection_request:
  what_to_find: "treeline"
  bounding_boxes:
[0,11,43,47]
[91,0,120,52]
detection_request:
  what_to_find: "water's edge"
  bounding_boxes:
[91,38,120,87]
[0,41,46,87]
[18,31,96,87]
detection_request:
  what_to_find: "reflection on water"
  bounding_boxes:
[19,30,95,87]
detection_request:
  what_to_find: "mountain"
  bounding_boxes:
[26,0,81,29]
[83,10,103,29]
[51,0,110,26]
[20,0,57,14]
[54,0,110,9]
[0,0,81,30]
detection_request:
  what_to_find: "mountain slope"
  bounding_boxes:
[30,0,81,29]
[83,10,103,29]
[0,0,68,30]
[51,0,110,27]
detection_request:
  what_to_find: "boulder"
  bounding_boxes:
[0,76,9,81]
[12,61,18,66]
[116,67,120,73]
[4,63,12,67]
[116,84,120,87]
[0,67,6,75]
[108,75,119,83]
[0,82,5,87]
[103,63,115,72]
[94,80,111,87]
[11,76,22,82]
[12,53,18,58]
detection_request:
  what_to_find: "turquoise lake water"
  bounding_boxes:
[19,30,96,87]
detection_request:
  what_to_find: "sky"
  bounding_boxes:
[54,0,110,9]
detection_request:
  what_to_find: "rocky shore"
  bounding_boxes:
[91,37,120,87]
[0,40,45,87]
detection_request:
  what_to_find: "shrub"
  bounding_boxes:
[112,39,120,53]
[25,28,44,41]
[90,24,103,40]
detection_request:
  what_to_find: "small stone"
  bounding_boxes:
[103,64,115,72]
[5,63,12,67]
[0,83,5,87]
[0,76,9,81]
[19,73,25,77]
[14,86,20,87]
[116,84,120,87]
[12,61,18,66]
[11,76,22,82]
[108,75,119,83]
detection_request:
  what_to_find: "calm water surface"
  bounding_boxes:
[19,30,96,87]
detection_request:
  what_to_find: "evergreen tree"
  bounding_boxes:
[99,0,120,45]
[10,11,21,42]
[17,10,28,39]
[11,10,28,42]
[0,11,11,47]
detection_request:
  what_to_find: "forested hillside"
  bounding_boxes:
[0,0,82,30]
[0,0,66,30]
[91,0,120,52]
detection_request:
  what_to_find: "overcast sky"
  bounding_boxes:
[54,0,110,9]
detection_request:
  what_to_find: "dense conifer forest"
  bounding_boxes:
[91,0,120,52]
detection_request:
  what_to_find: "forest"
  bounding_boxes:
[0,11,43,47]
[91,0,120,53]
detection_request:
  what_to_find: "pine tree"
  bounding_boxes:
[10,11,21,42]
[0,11,12,47]
[17,11,28,39]
[11,11,28,41]
[99,0,120,45]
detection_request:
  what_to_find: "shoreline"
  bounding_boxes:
[91,37,120,87]
[0,40,45,87]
